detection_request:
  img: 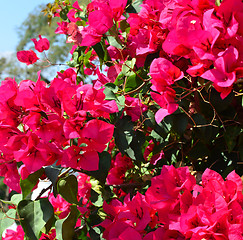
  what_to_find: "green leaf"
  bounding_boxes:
[224,126,241,153]
[55,205,79,240]
[114,116,134,155]
[59,6,69,20]
[87,151,111,184]
[215,0,222,6]
[93,42,105,63]
[114,117,145,161]
[165,113,188,136]
[0,209,16,237]
[20,168,44,199]
[1,194,22,206]
[149,113,172,142]
[126,0,143,13]
[121,58,136,76]
[57,175,78,205]
[84,49,93,68]
[93,42,111,67]
[210,88,234,113]
[120,20,130,33]
[124,73,143,93]
[129,130,145,163]
[90,189,104,207]
[106,25,124,49]
[114,72,125,86]
[103,83,118,100]
[107,35,123,49]
[116,95,126,112]
[89,226,105,240]
[44,165,61,197]
[17,198,54,240]
[189,141,210,160]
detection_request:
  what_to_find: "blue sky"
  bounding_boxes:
[0,0,52,54]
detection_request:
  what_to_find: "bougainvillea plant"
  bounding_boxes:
[0,0,242,239]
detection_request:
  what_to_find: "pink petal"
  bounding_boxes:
[79,151,99,171]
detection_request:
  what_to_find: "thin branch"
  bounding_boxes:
[179,106,197,127]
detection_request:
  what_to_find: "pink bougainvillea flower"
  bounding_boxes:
[226,170,243,192]
[62,145,99,171]
[201,46,238,99]
[107,152,134,185]
[2,161,21,193]
[115,226,143,240]
[80,119,114,152]
[17,50,39,65]
[144,227,185,240]
[73,1,83,11]
[146,165,196,210]
[119,192,152,231]
[2,225,25,240]
[124,96,148,121]
[66,1,83,22]
[180,205,209,237]
[217,0,243,36]
[149,58,184,91]
[66,22,84,46]
[109,0,127,21]
[77,173,92,205]
[13,133,59,173]
[55,21,69,35]
[31,35,50,52]
[88,10,113,35]
[102,220,143,240]
[39,229,56,240]
[143,140,164,165]
[49,193,71,219]
[67,9,82,23]
[80,26,103,46]
[151,88,178,123]
[78,150,100,171]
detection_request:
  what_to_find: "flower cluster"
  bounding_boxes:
[54,0,243,123]
[0,66,117,192]
[101,166,243,239]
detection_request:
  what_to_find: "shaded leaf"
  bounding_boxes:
[55,205,79,240]
[121,58,136,76]
[87,151,111,184]
[224,126,241,153]
[124,73,143,93]
[17,198,54,240]
[90,189,104,207]
[126,0,143,13]
[129,130,145,163]
[104,83,118,100]
[165,113,188,136]
[189,141,210,160]
[107,35,123,49]
[114,116,134,155]
[20,168,44,199]
[1,194,22,206]
[0,209,16,237]
[57,175,78,205]
[210,88,234,113]
[44,165,61,197]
